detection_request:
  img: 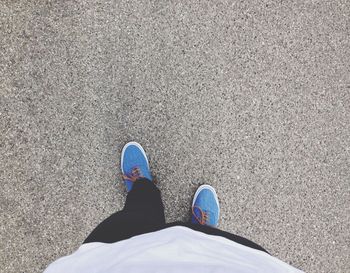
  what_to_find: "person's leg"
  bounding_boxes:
[84,178,165,244]
[167,184,268,253]
[84,142,164,244]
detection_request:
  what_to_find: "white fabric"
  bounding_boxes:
[44,226,303,273]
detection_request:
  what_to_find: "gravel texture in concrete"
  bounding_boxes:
[1,1,349,273]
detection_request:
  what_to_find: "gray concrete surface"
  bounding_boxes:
[1,1,349,272]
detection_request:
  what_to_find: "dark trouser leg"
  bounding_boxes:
[165,222,269,254]
[83,178,267,253]
[84,178,165,244]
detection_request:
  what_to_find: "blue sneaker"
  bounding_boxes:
[191,185,220,227]
[121,142,152,192]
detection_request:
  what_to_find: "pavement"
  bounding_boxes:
[1,1,349,272]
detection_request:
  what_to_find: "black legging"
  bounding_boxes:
[84,179,268,253]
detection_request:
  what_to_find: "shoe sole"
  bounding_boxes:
[120,141,149,174]
[192,184,220,217]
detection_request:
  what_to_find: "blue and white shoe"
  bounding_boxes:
[121,142,152,192]
[191,185,220,227]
